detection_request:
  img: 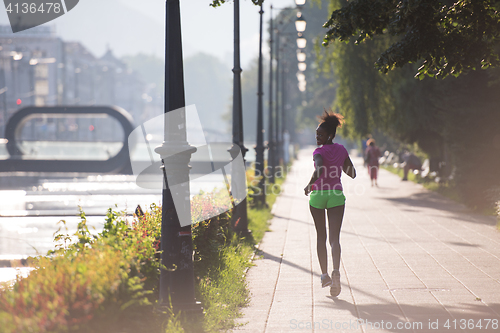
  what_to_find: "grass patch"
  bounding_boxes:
[198,244,252,332]
[382,165,500,217]
[247,176,285,243]
[382,165,461,202]
[197,171,286,332]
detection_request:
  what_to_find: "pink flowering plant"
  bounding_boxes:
[0,206,164,333]
[191,189,234,278]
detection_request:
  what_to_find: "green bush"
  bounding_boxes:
[0,181,276,333]
[0,206,163,333]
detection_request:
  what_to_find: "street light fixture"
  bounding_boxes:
[298,81,307,92]
[297,51,306,62]
[295,13,306,33]
[295,0,306,6]
[11,52,23,61]
[297,35,307,49]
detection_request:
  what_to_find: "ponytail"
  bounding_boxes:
[318,109,344,138]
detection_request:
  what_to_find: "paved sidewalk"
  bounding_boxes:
[234,148,500,333]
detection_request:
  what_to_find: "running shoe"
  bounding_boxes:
[330,270,341,297]
[321,274,332,288]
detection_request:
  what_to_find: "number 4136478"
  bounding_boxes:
[443,319,498,330]
[5,2,62,14]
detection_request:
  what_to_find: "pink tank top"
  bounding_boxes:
[312,143,348,191]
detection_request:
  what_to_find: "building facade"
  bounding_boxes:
[0,25,147,143]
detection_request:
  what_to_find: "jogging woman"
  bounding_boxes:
[304,111,356,297]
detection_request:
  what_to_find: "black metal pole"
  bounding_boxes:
[267,5,275,184]
[254,3,266,205]
[281,60,288,165]
[74,68,79,105]
[231,0,249,234]
[1,64,8,136]
[29,64,35,106]
[157,0,201,314]
[275,33,282,171]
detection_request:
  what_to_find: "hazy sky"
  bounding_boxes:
[127,0,299,66]
[120,0,297,65]
[0,0,298,67]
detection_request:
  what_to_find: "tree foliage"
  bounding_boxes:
[323,0,500,78]
[210,0,263,7]
[321,0,500,209]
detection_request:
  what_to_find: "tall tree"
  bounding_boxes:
[321,0,500,210]
[323,0,500,79]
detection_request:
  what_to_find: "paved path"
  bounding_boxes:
[234,148,500,333]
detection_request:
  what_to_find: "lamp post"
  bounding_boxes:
[267,5,276,184]
[0,56,8,137]
[155,0,202,314]
[296,28,307,93]
[275,33,282,170]
[231,0,250,234]
[281,60,288,165]
[273,12,306,171]
[254,3,266,205]
[74,67,80,105]
[274,34,295,169]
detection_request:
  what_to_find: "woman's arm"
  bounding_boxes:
[304,154,324,195]
[343,156,356,179]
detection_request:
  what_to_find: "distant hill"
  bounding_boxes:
[184,53,232,134]
[122,52,232,135]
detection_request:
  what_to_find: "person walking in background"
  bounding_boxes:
[361,135,371,166]
[304,110,356,297]
[365,138,381,187]
[402,150,422,181]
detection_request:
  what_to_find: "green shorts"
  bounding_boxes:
[309,190,346,209]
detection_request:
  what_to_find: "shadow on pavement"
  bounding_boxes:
[257,249,321,279]
[272,214,311,226]
[380,193,497,227]
[318,297,500,332]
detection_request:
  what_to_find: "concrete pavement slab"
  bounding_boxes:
[233,148,500,332]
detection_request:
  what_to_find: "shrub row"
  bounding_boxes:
[0,206,163,333]
[0,185,251,333]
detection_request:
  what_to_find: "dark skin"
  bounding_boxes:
[304,124,356,275]
[304,126,356,195]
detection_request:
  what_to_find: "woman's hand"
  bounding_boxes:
[304,184,313,196]
[343,156,356,179]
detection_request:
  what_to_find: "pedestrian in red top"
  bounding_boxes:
[365,139,381,187]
